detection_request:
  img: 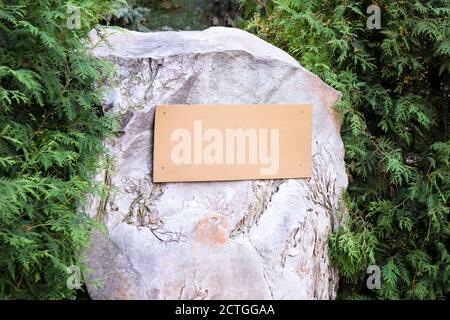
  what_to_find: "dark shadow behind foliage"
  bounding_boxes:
[107,0,244,31]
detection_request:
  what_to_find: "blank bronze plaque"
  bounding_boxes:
[153,104,312,182]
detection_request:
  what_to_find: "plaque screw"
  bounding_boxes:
[161,166,165,170]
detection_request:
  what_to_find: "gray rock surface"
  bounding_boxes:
[84,27,347,300]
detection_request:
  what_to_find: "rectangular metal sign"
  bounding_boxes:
[153,104,312,182]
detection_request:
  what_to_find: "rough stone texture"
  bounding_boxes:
[84,27,347,300]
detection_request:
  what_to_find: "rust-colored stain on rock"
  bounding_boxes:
[193,213,229,246]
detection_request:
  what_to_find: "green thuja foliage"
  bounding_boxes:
[241,0,450,299]
[0,0,117,299]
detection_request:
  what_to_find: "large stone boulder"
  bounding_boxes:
[84,27,347,300]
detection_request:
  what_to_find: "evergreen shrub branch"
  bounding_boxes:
[0,0,118,299]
